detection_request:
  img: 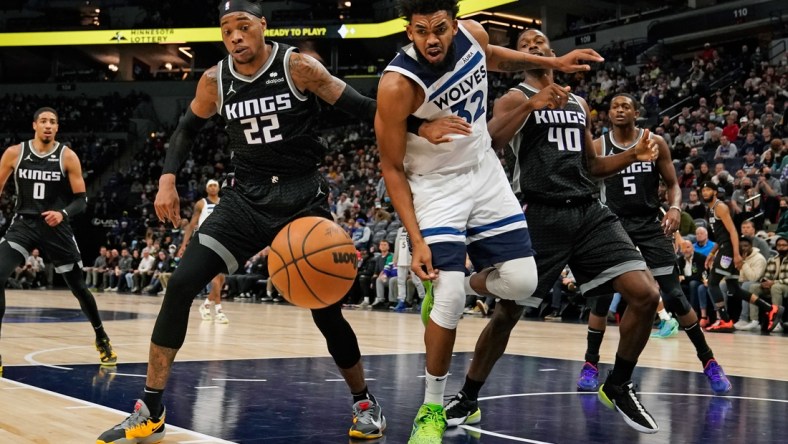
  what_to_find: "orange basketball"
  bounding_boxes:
[268,216,358,309]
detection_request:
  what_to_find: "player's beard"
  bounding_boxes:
[702,195,714,203]
[416,40,456,74]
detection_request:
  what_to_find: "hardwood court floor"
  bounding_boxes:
[1,289,786,443]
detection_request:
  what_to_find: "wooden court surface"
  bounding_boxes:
[0,289,785,443]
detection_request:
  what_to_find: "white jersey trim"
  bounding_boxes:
[227,42,279,83]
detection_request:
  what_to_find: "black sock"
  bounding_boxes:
[683,322,714,366]
[142,386,164,418]
[607,354,637,386]
[461,376,485,401]
[717,307,730,322]
[351,386,376,404]
[754,297,773,312]
[94,324,107,341]
[584,327,605,366]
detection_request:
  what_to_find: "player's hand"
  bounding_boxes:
[553,49,604,73]
[420,115,472,144]
[530,84,571,110]
[411,241,438,281]
[633,129,658,162]
[176,245,186,258]
[704,255,714,271]
[41,210,64,227]
[661,207,680,236]
[155,177,181,227]
[733,254,743,270]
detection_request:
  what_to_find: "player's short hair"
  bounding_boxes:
[611,93,640,109]
[517,28,546,43]
[399,0,459,21]
[33,107,58,122]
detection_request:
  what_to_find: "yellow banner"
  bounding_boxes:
[0,0,517,46]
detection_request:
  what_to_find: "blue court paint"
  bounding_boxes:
[3,306,154,323]
[4,353,786,443]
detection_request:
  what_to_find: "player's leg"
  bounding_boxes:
[0,239,27,373]
[577,294,613,391]
[200,273,226,322]
[97,240,227,444]
[655,271,731,393]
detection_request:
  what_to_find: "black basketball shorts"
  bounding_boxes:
[1,215,83,272]
[619,215,678,277]
[196,172,332,273]
[525,200,647,299]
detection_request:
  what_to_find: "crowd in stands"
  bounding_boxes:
[1,32,786,332]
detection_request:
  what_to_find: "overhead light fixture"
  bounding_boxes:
[165,62,173,70]
[179,46,193,58]
[344,1,351,6]
[480,20,512,27]
[108,64,118,72]
[492,12,536,23]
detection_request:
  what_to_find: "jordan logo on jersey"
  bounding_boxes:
[227,81,237,96]
[224,93,292,120]
[17,169,61,181]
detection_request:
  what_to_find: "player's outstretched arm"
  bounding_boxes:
[42,147,87,227]
[156,66,219,226]
[460,20,603,73]
[375,73,436,280]
[289,52,376,122]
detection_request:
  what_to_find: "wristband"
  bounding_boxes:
[668,205,681,213]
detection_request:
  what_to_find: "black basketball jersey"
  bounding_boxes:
[217,41,326,180]
[601,129,660,218]
[13,140,72,215]
[506,83,596,203]
[707,200,732,248]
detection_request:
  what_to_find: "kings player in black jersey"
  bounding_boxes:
[97,1,399,442]
[700,181,784,334]
[0,107,117,376]
[575,93,731,396]
[445,29,663,434]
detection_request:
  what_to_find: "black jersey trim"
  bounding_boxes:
[227,41,279,83]
[608,128,644,151]
[27,140,61,159]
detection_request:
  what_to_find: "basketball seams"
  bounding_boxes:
[268,217,357,308]
[287,218,329,306]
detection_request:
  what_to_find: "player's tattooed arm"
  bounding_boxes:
[290,51,376,121]
[193,65,221,118]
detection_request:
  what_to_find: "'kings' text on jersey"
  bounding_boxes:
[505,83,595,203]
[600,129,660,218]
[13,141,72,216]
[217,42,327,180]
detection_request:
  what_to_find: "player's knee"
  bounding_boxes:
[486,256,537,302]
[489,299,524,331]
[429,271,466,329]
[664,290,692,316]
[591,294,614,317]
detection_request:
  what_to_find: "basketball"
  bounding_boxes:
[268,216,358,309]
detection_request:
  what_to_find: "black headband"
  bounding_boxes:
[218,0,263,19]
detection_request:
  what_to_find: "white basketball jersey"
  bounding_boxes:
[383,23,490,176]
[197,197,218,229]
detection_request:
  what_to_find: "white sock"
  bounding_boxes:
[203,300,212,307]
[424,369,448,405]
[267,290,272,297]
[215,303,223,313]
[658,308,671,321]
[363,297,370,304]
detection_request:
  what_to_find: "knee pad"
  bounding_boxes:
[590,294,614,317]
[485,256,538,303]
[656,275,692,316]
[429,271,467,329]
